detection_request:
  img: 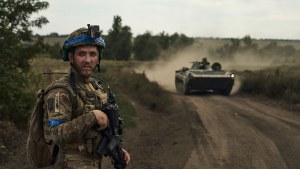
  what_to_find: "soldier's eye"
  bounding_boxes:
[79,52,86,56]
[76,51,88,57]
[89,52,97,57]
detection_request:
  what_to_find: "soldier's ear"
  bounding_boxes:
[68,53,74,62]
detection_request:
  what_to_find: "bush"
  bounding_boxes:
[239,67,300,105]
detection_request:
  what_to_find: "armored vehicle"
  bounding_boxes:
[175,60,234,95]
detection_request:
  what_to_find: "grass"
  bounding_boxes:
[114,91,136,128]
[239,65,300,105]
[30,57,178,128]
[30,58,140,128]
[95,61,174,112]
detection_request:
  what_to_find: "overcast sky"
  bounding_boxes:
[32,0,300,39]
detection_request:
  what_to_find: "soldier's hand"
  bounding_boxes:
[92,110,109,130]
[122,148,130,165]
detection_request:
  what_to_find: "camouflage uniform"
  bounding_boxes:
[44,68,108,169]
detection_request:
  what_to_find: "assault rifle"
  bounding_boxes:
[92,80,127,169]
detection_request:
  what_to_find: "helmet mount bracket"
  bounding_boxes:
[86,24,101,39]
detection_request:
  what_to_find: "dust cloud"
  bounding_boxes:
[135,43,210,92]
[136,39,299,93]
[220,52,297,71]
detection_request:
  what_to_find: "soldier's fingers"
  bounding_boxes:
[122,149,130,164]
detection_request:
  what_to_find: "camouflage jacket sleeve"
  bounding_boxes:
[44,88,97,143]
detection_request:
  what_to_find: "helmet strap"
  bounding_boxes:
[97,63,101,72]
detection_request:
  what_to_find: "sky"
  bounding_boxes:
[32,0,300,39]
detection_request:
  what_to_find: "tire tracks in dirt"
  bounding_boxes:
[181,99,221,169]
[179,94,300,169]
[216,96,300,169]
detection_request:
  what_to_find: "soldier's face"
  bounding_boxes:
[69,46,99,78]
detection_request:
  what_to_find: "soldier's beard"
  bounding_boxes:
[72,61,96,80]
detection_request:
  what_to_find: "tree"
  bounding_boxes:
[0,0,49,125]
[48,32,59,37]
[104,15,132,60]
[132,31,194,60]
[241,35,258,51]
[158,31,170,50]
[133,32,161,60]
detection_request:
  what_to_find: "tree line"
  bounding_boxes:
[44,15,194,61]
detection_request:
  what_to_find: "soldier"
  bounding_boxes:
[199,57,210,69]
[43,26,130,168]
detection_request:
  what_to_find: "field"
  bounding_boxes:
[1,37,300,169]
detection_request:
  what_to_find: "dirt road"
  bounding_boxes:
[3,91,299,169]
[179,93,300,169]
[3,58,300,168]
[104,92,300,169]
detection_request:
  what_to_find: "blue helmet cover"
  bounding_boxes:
[62,35,106,61]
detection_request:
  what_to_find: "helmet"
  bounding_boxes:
[202,58,207,62]
[61,26,106,61]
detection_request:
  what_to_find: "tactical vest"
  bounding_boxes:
[44,74,108,155]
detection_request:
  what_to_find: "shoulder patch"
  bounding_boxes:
[47,98,54,112]
[54,93,60,113]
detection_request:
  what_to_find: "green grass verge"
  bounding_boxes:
[114,91,136,128]
[30,58,178,128]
